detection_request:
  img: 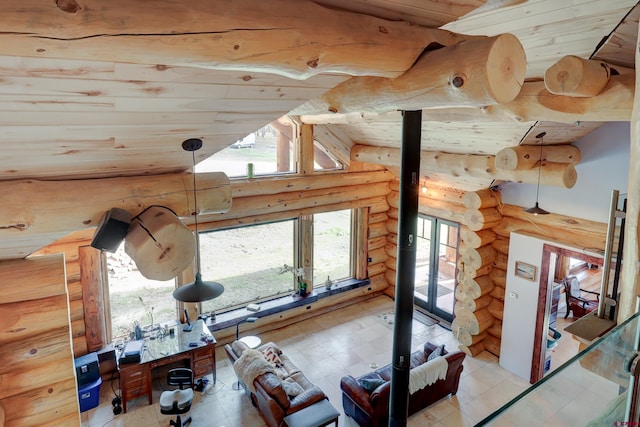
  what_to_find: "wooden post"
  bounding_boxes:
[299,214,314,293]
[618,23,640,322]
[79,246,108,352]
[298,124,315,175]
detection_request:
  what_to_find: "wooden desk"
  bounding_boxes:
[119,320,216,413]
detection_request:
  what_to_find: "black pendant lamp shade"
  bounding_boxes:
[173,138,225,303]
[524,132,550,216]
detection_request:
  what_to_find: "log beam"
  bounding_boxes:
[0,172,230,259]
[495,145,581,171]
[301,73,634,124]
[0,0,478,80]
[293,34,526,115]
[498,204,607,253]
[351,145,577,188]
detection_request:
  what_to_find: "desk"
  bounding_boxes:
[118,320,216,413]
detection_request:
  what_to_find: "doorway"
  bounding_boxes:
[414,216,458,323]
[531,244,604,382]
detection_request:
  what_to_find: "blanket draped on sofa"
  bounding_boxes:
[233,349,275,393]
[408,356,448,394]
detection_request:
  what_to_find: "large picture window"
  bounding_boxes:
[104,209,357,336]
[199,220,296,315]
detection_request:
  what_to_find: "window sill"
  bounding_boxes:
[205,277,370,333]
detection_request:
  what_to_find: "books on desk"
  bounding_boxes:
[119,340,143,364]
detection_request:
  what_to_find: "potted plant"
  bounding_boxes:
[279,264,311,296]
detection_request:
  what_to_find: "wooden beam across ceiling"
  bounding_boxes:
[351,145,578,188]
[293,34,527,114]
[300,73,634,124]
[1,0,479,80]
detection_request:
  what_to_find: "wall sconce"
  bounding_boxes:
[421,178,428,195]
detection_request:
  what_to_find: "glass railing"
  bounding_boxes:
[477,311,640,426]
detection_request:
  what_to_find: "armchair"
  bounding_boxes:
[562,275,599,319]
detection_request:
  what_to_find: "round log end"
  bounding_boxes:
[562,164,577,188]
[545,55,583,95]
[544,55,610,97]
[495,147,518,171]
[486,33,527,104]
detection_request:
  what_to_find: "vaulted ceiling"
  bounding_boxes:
[0,0,638,257]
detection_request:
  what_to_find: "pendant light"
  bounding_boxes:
[524,132,550,215]
[173,138,225,302]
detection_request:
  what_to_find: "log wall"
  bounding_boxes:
[33,230,95,357]
[0,254,80,426]
[452,189,502,357]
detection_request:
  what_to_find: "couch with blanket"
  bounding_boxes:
[340,342,466,427]
[225,340,327,427]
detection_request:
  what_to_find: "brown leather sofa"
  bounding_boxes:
[340,342,466,427]
[225,340,327,427]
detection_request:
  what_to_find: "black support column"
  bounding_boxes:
[389,110,422,427]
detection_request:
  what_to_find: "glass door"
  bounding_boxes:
[414,216,458,323]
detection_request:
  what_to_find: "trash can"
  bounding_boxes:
[78,376,102,412]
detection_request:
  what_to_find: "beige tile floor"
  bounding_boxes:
[81,294,589,427]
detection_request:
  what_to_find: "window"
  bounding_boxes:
[414,216,458,322]
[313,140,343,171]
[106,242,176,340]
[196,117,345,177]
[199,220,296,315]
[104,209,357,335]
[197,120,295,178]
[313,210,353,286]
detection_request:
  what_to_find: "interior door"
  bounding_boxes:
[414,216,458,323]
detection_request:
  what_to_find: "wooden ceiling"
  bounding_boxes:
[0,0,638,257]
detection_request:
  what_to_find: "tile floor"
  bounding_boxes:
[81,294,587,427]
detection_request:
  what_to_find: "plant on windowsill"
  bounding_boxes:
[279,264,312,297]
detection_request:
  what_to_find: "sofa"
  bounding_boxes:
[225,340,327,427]
[340,342,466,427]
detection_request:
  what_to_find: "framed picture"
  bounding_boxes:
[515,261,536,281]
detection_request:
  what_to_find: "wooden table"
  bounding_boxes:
[118,319,216,413]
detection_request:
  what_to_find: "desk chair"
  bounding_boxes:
[159,368,194,427]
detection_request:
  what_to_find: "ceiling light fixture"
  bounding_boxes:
[173,138,225,302]
[524,132,550,216]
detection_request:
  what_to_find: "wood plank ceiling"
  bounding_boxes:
[0,0,638,258]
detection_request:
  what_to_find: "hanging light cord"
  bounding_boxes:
[535,138,543,203]
[191,149,201,274]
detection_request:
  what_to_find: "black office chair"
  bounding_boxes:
[159,367,194,427]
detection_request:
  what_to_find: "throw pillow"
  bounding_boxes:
[427,344,445,361]
[282,377,305,397]
[358,377,386,393]
[260,346,282,367]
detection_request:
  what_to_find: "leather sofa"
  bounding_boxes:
[340,342,466,427]
[225,340,327,427]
